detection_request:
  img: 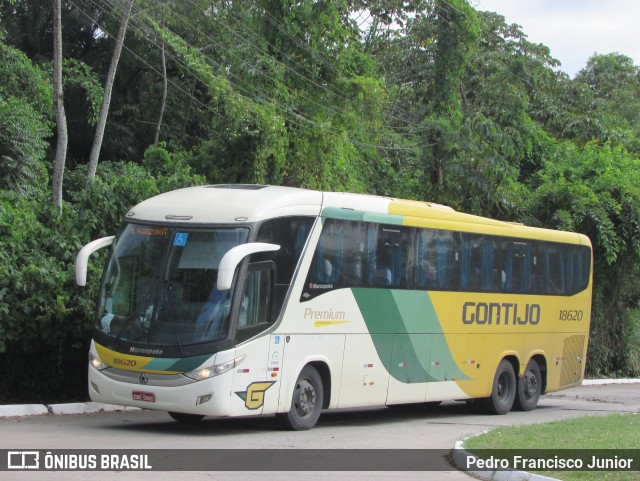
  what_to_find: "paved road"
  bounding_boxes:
[1,382,638,480]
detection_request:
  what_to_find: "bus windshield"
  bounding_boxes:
[96,223,249,347]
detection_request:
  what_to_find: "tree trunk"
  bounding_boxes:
[87,0,135,179]
[51,0,68,211]
[153,36,168,144]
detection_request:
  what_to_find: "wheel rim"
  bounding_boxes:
[523,370,539,400]
[293,378,316,418]
[497,371,511,401]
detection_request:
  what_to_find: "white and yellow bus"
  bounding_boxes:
[77,184,592,430]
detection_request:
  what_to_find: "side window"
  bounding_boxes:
[256,217,314,285]
[460,234,488,291]
[370,226,404,288]
[412,228,457,290]
[341,221,367,287]
[255,216,313,316]
[540,243,566,294]
[502,241,533,293]
[236,262,274,344]
[567,245,591,294]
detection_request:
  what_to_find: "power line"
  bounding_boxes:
[71,0,434,151]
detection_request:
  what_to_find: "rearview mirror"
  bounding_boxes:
[217,243,280,290]
[76,236,115,286]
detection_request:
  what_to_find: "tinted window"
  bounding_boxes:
[301,218,591,300]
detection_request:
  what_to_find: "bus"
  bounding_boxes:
[76,184,592,430]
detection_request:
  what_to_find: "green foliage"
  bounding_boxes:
[0,189,97,402]
[574,53,640,152]
[61,58,104,126]
[529,142,640,375]
[143,142,206,191]
[0,40,52,193]
[0,161,204,402]
[2,0,640,402]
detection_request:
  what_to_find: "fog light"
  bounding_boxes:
[91,381,100,394]
[196,394,213,405]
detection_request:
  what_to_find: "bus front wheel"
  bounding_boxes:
[479,359,516,415]
[513,360,542,411]
[277,365,324,430]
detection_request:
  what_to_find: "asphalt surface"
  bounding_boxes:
[0,380,638,481]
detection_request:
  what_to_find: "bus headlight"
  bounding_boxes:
[89,353,109,371]
[184,355,246,381]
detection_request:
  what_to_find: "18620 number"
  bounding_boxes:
[559,310,583,321]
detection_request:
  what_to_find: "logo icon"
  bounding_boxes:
[138,373,149,385]
[235,381,276,410]
[8,451,39,470]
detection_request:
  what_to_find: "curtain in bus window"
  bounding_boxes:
[523,243,532,292]
[381,227,402,287]
[559,248,566,293]
[460,236,472,290]
[341,221,366,287]
[566,248,575,293]
[543,244,566,294]
[503,242,514,291]
[435,233,452,289]
[416,230,427,288]
[367,224,378,286]
[574,248,585,292]
[317,220,344,284]
[481,239,494,291]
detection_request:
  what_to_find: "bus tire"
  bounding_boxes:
[277,365,324,431]
[513,360,542,411]
[480,359,516,415]
[168,412,205,424]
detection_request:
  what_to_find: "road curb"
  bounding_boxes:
[0,402,139,418]
[450,380,640,480]
[452,436,559,481]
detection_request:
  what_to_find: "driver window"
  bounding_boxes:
[238,265,273,330]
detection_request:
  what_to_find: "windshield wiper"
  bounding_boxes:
[113,285,154,345]
[158,286,183,356]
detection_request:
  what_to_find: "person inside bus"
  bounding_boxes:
[374,250,393,286]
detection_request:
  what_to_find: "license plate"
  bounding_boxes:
[132,391,156,402]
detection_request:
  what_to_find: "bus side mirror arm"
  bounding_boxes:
[217,243,280,290]
[76,236,116,286]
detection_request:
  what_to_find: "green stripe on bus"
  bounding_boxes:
[352,288,469,383]
[144,353,211,373]
[321,207,404,225]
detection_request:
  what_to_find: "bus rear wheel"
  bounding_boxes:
[168,412,205,424]
[513,360,542,411]
[277,365,324,431]
[479,359,516,415]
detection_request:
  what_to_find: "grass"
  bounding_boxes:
[463,413,639,481]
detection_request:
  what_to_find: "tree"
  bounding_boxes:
[574,53,640,152]
[51,0,67,210]
[412,0,479,200]
[529,142,640,375]
[87,0,134,179]
[0,41,52,193]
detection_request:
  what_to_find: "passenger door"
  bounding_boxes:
[229,262,278,415]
